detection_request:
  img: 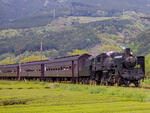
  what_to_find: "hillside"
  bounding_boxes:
[129,29,150,55]
[0,11,150,62]
[1,0,150,29]
[0,0,150,66]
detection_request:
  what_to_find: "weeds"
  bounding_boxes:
[57,84,149,102]
[144,79,150,84]
[2,99,27,106]
[0,97,32,106]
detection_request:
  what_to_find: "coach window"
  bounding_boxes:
[66,67,69,70]
[11,70,14,73]
[69,66,72,70]
[60,67,62,70]
[7,70,12,73]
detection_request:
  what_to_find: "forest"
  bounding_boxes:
[0,0,150,76]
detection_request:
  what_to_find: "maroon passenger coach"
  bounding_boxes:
[0,54,91,82]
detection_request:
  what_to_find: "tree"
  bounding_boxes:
[99,45,122,53]
[145,54,150,77]
[20,55,48,63]
[67,49,89,56]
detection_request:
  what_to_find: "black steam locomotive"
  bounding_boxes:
[88,48,145,87]
[0,48,145,87]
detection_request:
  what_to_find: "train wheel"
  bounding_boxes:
[117,78,122,86]
[124,80,130,87]
[134,80,139,87]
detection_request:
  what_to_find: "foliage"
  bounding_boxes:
[129,29,150,55]
[20,55,48,63]
[67,49,89,55]
[1,0,150,28]
[0,11,150,63]
[0,57,16,65]
[145,54,150,76]
[0,52,48,65]
[58,84,149,102]
[99,45,122,53]
[0,23,99,57]
[0,29,20,39]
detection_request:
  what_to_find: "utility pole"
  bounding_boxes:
[40,35,48,60]
[123,9,125,16]
[53,8,56,19]
[40,40,43,61]
[18,47,21,80]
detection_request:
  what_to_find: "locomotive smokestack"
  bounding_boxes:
[125,48,131,55]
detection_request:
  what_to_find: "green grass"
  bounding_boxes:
[0,81,150,113]
[141,79,150,87]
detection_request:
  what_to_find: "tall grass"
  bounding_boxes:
[47,83,150,102]
[0,81,150,103]
[144,79,150,84]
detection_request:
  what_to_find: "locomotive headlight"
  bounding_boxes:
[130,52,133,55]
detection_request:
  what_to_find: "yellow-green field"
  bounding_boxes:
[0,81,150,113]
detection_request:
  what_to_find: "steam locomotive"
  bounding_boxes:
[88,48,145,87]
[0,48,145,87]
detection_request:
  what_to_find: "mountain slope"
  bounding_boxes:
[129,29,150,55]
[0,11,150,58]
[1,0,150,29]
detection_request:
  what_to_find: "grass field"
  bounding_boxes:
[0,80,150,113]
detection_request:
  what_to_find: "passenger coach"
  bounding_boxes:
[0,54,91,82]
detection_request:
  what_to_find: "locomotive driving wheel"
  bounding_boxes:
[133,80,140,87]
[90,71,97,85]
[124,80,130,87]
[117,77,123,86]
[107,70,116,86]
[117,77,130,87]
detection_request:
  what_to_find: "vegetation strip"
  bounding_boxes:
[0,80,150,113]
